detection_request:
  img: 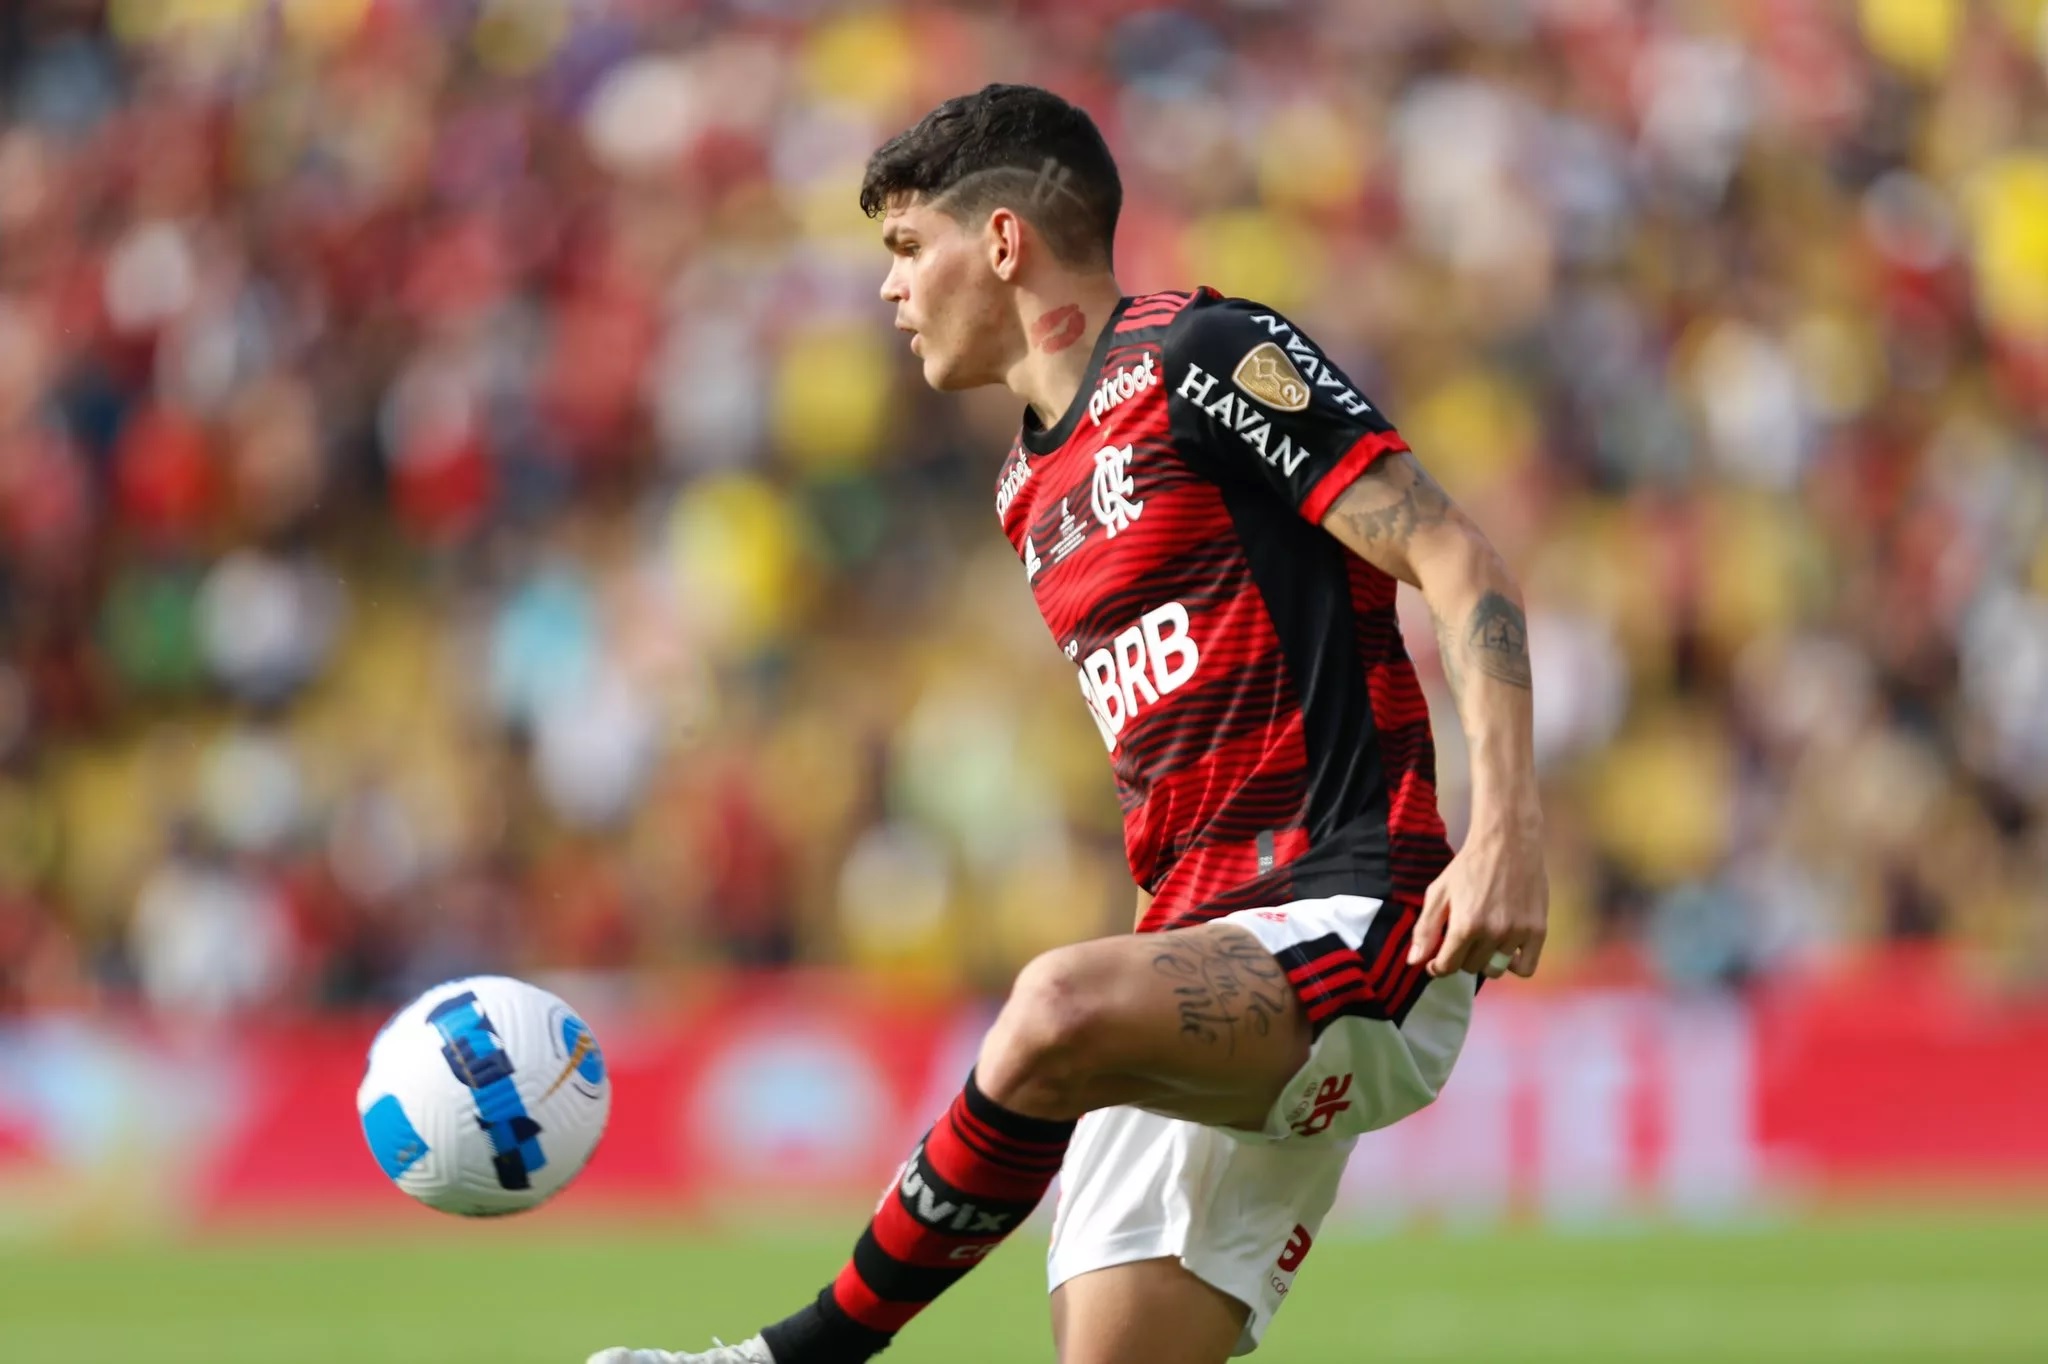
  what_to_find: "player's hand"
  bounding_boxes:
[1407,813,1547,980]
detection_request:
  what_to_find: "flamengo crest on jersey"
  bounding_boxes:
[1090,443,1143,538]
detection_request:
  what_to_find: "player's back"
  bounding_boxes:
[996,289,1452,1020]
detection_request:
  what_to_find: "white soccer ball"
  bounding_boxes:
[356,975,611,1216]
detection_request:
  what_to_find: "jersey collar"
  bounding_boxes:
[1018,296,1132,457]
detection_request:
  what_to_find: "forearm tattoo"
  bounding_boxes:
[1463,590,1532,690]
[1152,929,1292,1056]
[1329,455,1530,695]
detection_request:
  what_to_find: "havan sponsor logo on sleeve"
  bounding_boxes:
[1242,314,1376,417]
[1177,363,1315,477]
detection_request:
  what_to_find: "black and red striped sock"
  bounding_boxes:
[759,1070,1074,1362]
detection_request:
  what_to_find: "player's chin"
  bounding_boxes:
[923,352,1002,392]
[921,354,974,391]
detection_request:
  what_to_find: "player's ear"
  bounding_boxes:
[987,206,1024,282]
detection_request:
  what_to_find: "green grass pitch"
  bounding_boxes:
[4,1210,2045,1363]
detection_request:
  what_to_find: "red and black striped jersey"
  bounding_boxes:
[997,288,1452,965]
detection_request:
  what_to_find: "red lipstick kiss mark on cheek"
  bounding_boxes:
[1031,305,1085,354]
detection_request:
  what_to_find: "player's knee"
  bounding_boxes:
[1006,947,1110,1063]
[984,947,1114,1105]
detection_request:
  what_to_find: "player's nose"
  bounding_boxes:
[880,263,909,305]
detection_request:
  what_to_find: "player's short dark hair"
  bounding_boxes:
[860,84,1122,269]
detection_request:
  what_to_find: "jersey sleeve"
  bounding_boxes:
[1163,295,1409,524]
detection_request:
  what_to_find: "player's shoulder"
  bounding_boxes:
[1105,287,1296,350]
[1095,288,1200,344]
[1159,289,1393,436]
[1171,284,1294,339]
[1158,288,1304,357]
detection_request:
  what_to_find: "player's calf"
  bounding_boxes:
[601,925,1313,1364]
[748,1065,1072,1363]
[761,926,1308,1362]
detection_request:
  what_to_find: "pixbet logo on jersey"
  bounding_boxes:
[1087,352,1159,425]
[995,452,1032,517]
[1074,601,1200,751]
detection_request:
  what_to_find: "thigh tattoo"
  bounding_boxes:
[1151,929,1293,1056]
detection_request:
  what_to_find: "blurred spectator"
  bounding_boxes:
[127,824,289,1018]
[0,0,2045,1019]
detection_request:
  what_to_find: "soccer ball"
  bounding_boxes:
[356,975,611,1216]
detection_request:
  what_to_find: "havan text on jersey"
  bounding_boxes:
[1177,363,1313,477]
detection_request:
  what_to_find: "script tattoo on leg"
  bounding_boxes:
[1152,929,1292,1056]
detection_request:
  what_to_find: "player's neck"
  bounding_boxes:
[1006,277,1125,430]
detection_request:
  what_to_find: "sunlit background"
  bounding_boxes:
[2,1,2048,1360]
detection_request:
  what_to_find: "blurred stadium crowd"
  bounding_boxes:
[2,0,2047,1018]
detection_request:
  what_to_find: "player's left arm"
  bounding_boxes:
[1163,294,1546,979]
[1319,454,1548,979]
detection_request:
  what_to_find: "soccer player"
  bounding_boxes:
[592,84,1547,1364]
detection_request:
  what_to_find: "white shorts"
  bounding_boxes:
[1046,895,1477,1355]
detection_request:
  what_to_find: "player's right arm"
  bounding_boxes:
[1318,455,1546,980]
[1162,293,1546,980]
